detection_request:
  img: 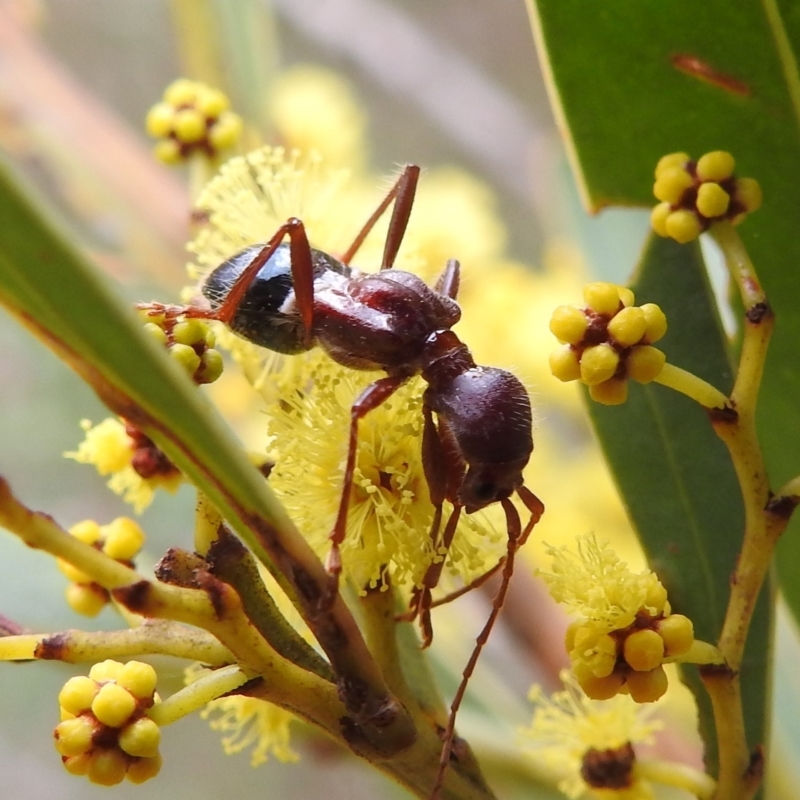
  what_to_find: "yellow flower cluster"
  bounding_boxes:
[263,350,502,593]
[138,308,224,385]
[549,282,668,405]
[65,418,183,513]
[55,660,162,785]
[145,79,243,164]
[540,535,694,703]
[57,518,145,616]
[520,670,662,800]
[651,150,762,243]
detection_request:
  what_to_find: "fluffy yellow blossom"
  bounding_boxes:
[270,64,369,170]
[263,349,502,592]
[185,662,299,767]
[64,419,182,514]
[520,670,662,799]
[540,535,696,702]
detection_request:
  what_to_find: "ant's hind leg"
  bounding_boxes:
[340,165,421,268]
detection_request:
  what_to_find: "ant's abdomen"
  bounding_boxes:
[202,243,350,354]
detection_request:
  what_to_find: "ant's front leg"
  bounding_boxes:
[322,374,408,606]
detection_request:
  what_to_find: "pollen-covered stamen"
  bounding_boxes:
[651,150,762,243]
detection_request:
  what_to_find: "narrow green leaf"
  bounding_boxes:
[528,0,800,624]
[586,234,771,773]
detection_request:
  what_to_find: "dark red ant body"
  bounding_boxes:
[151,165,543,797]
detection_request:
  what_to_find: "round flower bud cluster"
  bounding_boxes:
[54,660,162,785]
[549,282,668,405]
[57,519,145,617]
[566,583,695,704]
[145,79,243,164]
[651,150,762,243]
[138,307,224,385]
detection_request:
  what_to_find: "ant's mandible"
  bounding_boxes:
[151,165,543,797]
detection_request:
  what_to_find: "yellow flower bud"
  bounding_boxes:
[208,113,243,150]
[62,752,92,776]
[119,717,161,758]
[126,753,163,784]
[89,659,124,683]
[117,661,158,701]
[644,579,669,616]
[623,629,665,672]
[59,676,100,715]
[173,108,206,144]
[54,716,96,757]
[549,305,589,344]
[580,344,619,386]
[65,582,108,617]
[69,519,102,545]
[170,342,202,376]
[144,102,175,138]
[142,322,168,346]
[583,282,622,315]
[665,209,702,243]
[92,683,137,728]
[696,182,730,218]
[172,318,209,346]
[87,748,128,786]
[696,150,735,182]
[607,306,647,347]
[198,349,225,384]
[196,87,230,117]
[627,346,666,384]
[153,139,182,165]
[734,177,763,212]
[57,558,93,586]
[651,202,672,238]
[654,152,690,179]
[549,346,581,382]
[589,378,628,405]
[163,78,198,106]
[626,665,668,703]
[575,670,625,701]
[102,518,145,561]
[657,614,695,656]
[653,166,693,204]
[640,303,667,343]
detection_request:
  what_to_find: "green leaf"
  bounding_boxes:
[0,155,300,575]
[585,235,772,773]
[527,0,800,621]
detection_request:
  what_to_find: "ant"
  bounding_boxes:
[147,165,543,797]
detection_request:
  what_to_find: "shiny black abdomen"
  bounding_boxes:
[202,243,351,354]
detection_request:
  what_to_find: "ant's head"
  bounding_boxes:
[460,459,527,513]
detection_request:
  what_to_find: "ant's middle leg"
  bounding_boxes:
[322,374,408,605]
[340,165,421,268]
